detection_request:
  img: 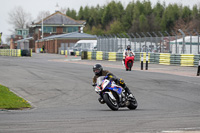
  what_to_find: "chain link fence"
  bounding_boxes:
[97,30,200,54]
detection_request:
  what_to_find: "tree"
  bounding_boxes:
[160,4,180,31]
[91,25,104,35]
[192,5,199,19]
[139,14,148,32]
[122,1,135,31]
[35,11,50,22]
[101,1,124,28]
[108,20,125,34]
[181,6,191,22]
[152,1,165,30]
[66,8,77,19]
[8,6,32,30]
[78,6,84,20]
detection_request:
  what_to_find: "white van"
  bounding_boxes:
[73,40,97,52]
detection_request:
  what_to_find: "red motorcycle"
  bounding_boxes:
[124,53,134,71]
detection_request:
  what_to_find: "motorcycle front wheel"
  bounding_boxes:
[127,62,132,71]
[103,93,119,111]
[128,97,138,110]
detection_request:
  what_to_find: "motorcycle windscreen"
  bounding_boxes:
[96,76,105,86]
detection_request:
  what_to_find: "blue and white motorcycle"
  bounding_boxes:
[94,76,138,111]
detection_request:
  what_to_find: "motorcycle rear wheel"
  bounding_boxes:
[103,93,119,111]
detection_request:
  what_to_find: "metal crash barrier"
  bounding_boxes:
[0,49,32,57]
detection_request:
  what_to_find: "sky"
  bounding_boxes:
[0,0,199,43]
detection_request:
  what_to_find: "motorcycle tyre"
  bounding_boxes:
[127,62,132,71]
[103,93,119,111]
[127,97,138,110]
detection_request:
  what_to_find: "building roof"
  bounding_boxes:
[36,32,97,42]
[35,11,84,26]
[15,37,33,43]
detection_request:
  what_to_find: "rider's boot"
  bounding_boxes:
[124,86,134,99]
[117,78,134,99]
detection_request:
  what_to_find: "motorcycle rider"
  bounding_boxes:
[122,45,135,64]
[92,63,134,104]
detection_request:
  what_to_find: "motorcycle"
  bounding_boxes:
[124,53,134,71]
[94,76,138,111]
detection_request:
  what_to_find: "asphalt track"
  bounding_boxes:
[0,53,200,133]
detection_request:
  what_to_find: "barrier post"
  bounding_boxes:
[141,53,143,70]
[197,59,200,76]
[146,52,148,70]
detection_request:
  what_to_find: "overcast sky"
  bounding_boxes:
[0,0,199,43]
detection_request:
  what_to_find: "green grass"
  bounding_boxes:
[0,84,31,110]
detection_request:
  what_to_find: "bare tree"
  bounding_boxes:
[35,11,50,22]
[60,7,68,14]
[8,6,32,31]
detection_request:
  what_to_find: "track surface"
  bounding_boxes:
[0,54,200,133]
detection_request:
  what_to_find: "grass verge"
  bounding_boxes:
[0,84,31,110]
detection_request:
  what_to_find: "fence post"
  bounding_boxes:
[152,32,158,53]
[141,32,147,52]
[165,31,171,53]
[158,31,164,53]
[147,32,153,52]
[136,32,141,52]
[178,29,186,54]
[186,29,193,54]
[121,33,127,49]
[131,33,137,52]
[172,30,178,54]
[117,34,122,53]
[194,29,200,54]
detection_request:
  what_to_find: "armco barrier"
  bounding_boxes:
[81,51,87,59]
[180,54,194,66]
[65,51,200,67]
[149,53,155,63]
[87,51,92,60]
[116,52,123,61]
[0,49,21,57]
[61,50,64,55]
[75,51,80,56]
[135,53,140,61]
[96,51,103,60]
[194,55,200,66]
[65,50,68,56]
[159,53,170,65]
[92,51,96,60]
[108,52,117,61]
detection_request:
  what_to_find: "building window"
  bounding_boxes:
[22,30,27,35]
[43,26,56,33]
[17,30,22,35]
[63,27,79,33]
[53,27,56,32]
[63,27,67,33]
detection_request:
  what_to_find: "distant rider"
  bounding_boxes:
[92,64,134,104]
[122,45,135,64]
